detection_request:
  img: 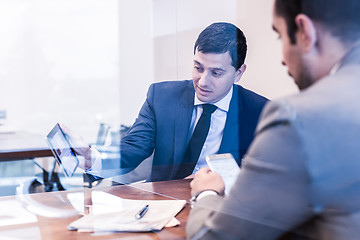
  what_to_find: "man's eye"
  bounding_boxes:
[212,71,222,77]
[194,66,203,72]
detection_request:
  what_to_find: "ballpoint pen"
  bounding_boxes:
[135,204,149,220]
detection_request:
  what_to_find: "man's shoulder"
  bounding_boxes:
[257,99,296,130]
[147,80,194,103]
[255,88,318,135]
[234,84,269,108]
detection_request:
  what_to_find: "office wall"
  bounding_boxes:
[0,0,298,142]
[0,0,120,141]
[236,0,298,98]
[153,0,239,82]
[153,0,298,97]
[118,0,154,132]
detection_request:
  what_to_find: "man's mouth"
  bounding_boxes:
[197,85,211,94]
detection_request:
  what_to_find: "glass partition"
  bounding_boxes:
[0,0,302,238]
[0,0,251,199]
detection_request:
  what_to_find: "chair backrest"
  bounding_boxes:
[95,123,111,146]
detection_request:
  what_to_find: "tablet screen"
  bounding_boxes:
[46,123,79,178]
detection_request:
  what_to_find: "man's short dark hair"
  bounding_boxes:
[194,22,247,70]
[275,0,360,44]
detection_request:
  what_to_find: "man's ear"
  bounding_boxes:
[295,14,318,53]
[235,64,246,82]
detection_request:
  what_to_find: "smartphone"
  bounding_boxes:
[46,123,79,178]
[206,153,240,194]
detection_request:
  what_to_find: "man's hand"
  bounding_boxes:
[60,124,93,170]
[184,174,194,179]
[190,168,225,196]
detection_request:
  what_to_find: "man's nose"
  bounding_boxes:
[281,60,286,66]
[199,72,209,85]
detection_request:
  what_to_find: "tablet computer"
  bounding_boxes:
[46,123,79,178]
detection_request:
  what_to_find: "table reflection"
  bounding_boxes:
[0,179,191,240]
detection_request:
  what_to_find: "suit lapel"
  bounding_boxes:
[219,85,244,154]
[173,81,195,168]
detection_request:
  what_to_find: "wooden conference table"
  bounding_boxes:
[0,179,191,240]
[0,131,52,161]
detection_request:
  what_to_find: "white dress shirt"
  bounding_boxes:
[191,86,233,173]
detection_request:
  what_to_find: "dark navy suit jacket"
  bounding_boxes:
[120,80,268,181]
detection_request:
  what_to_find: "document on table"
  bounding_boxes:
[0,200,37,227]
[67,191,186,232]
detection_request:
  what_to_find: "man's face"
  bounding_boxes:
[192,50,243,103]
[272,12,314,90]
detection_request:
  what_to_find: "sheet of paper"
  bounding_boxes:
[67,191,186,232]
[0,200,37,227]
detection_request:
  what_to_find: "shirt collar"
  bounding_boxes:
[194,85,233,112]
[329,60,341,77]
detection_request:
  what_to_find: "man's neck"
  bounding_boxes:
[194,86,233,112]
[315,30,350,81]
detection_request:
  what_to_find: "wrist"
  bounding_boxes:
[86,148,102,171]
[190,190,219,209]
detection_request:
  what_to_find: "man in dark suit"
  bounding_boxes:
[66,22,267,182]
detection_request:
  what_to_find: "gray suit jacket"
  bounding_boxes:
[187,47,360,240]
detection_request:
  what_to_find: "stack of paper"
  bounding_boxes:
[67,191,186,232]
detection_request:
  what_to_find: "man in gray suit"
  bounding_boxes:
[187,0,360,239]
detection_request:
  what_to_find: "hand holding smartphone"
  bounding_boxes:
[206,153,240,194]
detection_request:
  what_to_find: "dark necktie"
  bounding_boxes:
[175,104,217,178]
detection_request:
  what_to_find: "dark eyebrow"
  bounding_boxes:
[210,68,225,72]
[193,60,225,72]
[193,60,202,66]
[272,24,278,33]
